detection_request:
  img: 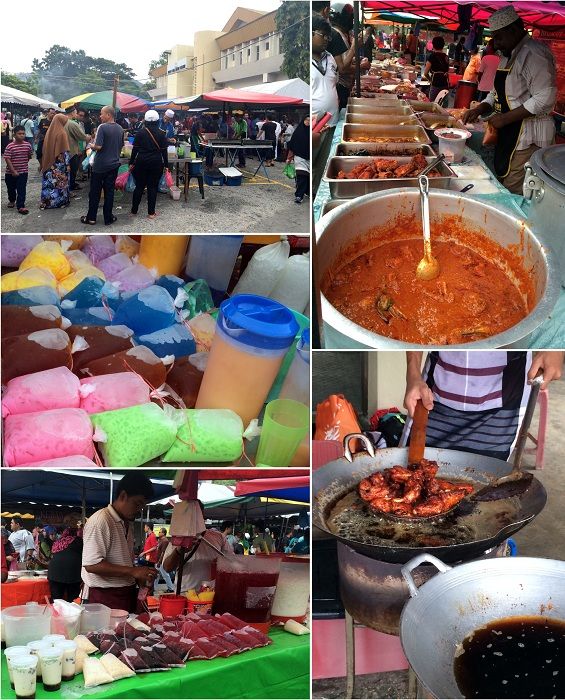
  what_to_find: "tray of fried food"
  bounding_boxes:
[336,143,435,157]
[342,123,431,145]
[358,459,475,522]
[324,153,456,197]
[407,100,449,115]
[345,112,420,125]
[346,103,414,116]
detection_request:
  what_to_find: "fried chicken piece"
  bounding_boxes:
[412,489,468,516]
[402,473,424,503]
[373,158,398,172]
[389,466,412,483]
[411,153,428,171]
[393,162,417,178]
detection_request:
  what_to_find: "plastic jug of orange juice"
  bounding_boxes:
[195,294,298,426]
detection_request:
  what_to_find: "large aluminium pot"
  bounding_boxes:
[316,188,560,349]
[399,553,565,698]
[523,144,565,285]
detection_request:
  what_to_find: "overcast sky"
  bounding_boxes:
[2,0,282,81]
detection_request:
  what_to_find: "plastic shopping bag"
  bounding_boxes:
[158,173,168,193]
[314,394,362,449]
[125,173,136,193]
[164,169,174,188]
[81,155,91,171]
[115,170,130,191]
[283,162,296,179]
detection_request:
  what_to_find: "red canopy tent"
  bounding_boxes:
[235,476,310,502]
[362,1,565,31]
[201,88,304,105]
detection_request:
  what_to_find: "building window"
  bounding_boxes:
[239,51,242,64]
[256,45,260,61]
[232,53,235,62]
[225,56,228,69]
[265,41,270,51]
[247,48,251,57]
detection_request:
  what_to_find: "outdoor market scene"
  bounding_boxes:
[1,234,310,468]
[311,349,565,699]
[312,0,565,350]
[1,468,310,699]
[1,1,310,234]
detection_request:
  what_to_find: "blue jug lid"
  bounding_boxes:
[220,294,299,350]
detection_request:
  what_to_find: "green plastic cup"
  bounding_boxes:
[256,399,310,467]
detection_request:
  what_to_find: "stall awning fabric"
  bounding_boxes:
[1,470,176,509]
[1,85,60,110]
[166,495,307,520]
[362,1,565,30]
[241,79,310,104]
[202,88,303,105]
[60,90,148,113]
[235,476,310,503]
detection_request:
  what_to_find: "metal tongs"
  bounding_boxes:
[419,152,446,177]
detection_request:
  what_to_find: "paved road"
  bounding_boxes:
[1,159,310,234]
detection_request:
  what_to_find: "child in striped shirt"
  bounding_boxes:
[4,125,33,214]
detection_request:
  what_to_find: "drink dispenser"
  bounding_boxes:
[184,235,243,305]
[271,556,310,624]
[213,556,281,626]
[3,606,52,647]
[195,295,299,426]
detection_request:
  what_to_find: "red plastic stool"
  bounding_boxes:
[525,388,548,469]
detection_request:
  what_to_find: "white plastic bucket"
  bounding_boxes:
[434,128,471,163]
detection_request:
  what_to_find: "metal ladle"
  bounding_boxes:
[416,174,440,281]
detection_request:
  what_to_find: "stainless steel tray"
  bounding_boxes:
[346,104,413,116]
[348,96,406,106]
[345,112,420,125]
[407,100,449,115]
[342,123,432,145]
[336,142,435,157]
[323,155,457,198]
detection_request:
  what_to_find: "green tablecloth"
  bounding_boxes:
[1,629,309,699]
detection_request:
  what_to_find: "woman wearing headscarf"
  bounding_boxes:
[48,527,83,602]
[1,112,13,153]
[286,115,311,204]
[129,109,169,220]
[40,113,71,209]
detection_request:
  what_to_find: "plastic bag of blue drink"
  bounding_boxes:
[61,306,115,326]
[112,286,176,335]
[61,277,121,310]
[1,286,60,307]
[135,323,195,358]
[156,275,185,300]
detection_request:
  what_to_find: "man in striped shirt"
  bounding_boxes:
[82,472,157,612]
[3,125,32,214]
[404,351,564,460]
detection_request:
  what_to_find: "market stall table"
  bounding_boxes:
[0,628,309,699]
[118,157,201,204]
[313,114,565,348]
[206,141,275,180]
[1,577,51,608]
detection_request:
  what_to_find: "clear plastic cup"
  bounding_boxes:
[38,646,63,691]
[5,647,31,689]
[42,634,66,646]
[56,640,77,681]
[10,654,38,699]
[26,640,53,678]
[256,398,310,467]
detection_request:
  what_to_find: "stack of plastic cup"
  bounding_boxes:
[5,647,30,690]
[58,640,77,681]
[256,398,310,467]
[26,640,52,680]
[42,634,66,646]
[10,654,38,699]
[38,645,63,692]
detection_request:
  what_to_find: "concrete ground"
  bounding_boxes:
[313,375,565,698]
[1,158,309,234]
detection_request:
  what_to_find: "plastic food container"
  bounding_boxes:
[270,556,310,623]
[109,609,129,630]
[159,595,186,617]
[434,128,471,163]
[79,603,111,633]
[3,606,52,647]
[196,295,299,426]
[50,608,82,639]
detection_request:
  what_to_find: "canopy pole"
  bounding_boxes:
[112,75,119,110]
[82,482,86,524]
[354,0,361,97]
[109,472,113,504]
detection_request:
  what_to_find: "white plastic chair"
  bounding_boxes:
[434,89,449,107]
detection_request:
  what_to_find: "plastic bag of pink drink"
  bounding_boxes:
[12,455,99,467]
[1,366,80,418]
[3,408,94,467]
[79,372,151,414]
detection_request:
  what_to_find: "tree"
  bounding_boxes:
[31,45,149,102]
[146,51,170,91]
[276,0,309,83]
[2,72,38,95]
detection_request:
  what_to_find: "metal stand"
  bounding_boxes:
[345,610,356,699]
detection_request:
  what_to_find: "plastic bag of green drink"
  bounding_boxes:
[91,403,179,467]
[162,409,243,463]
[175,279,214,319]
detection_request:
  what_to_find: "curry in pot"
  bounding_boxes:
[322,214,534,345]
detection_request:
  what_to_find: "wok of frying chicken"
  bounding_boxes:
[337,154,440,180]
[359,459,475,518]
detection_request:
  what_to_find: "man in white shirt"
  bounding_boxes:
[9,517,35,568]
[464,5,556,194]
[162,502,232,593]
[81,472,157,612]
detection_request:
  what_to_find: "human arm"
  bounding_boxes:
[404,352,434,417]
[3,149,19,176]
[423,60,432,81]
[90,126,104,152]
[84,560,156,585]
[528,351,564,391]
[162,542,180,573]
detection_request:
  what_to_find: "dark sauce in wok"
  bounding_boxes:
[454,616,565,699]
